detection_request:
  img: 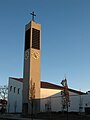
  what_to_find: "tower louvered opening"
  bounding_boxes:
[25,29,30,50]
[32,28,40,50]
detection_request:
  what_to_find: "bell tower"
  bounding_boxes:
[23,12,41,114]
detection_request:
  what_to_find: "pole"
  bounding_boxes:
[67,102,68,120]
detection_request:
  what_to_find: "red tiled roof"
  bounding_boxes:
[10,77,23,82]
[41,81,85,95]
[41,81,63,90]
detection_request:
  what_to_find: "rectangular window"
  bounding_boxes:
[32,28,40,50]
[10,86,12,91]
[14,87,16,93]
[25,29,30,50]
[18,88,20,94]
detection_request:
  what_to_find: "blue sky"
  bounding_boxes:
[0,0,90,92]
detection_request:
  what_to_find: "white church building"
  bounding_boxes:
[7,77,90,114]
[7,14,90,115]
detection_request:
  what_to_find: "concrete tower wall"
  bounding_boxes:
[23,21,41,114]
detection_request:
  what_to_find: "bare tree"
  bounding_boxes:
[0,85,8,100]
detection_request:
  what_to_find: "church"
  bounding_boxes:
[7,12,90,114]
[8,77,87,113]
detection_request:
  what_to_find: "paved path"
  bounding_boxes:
[0,114,42,120]
[1,113,90,120]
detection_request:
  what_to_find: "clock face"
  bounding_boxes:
[25,50,29,60]
[31,50,40,59]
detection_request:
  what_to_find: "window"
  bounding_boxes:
[18,88,20,94]
[14,87,16,93]
[10,86,12,91]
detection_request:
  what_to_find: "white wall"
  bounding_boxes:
[81,92,90,112]
[40,88,84,112]
[40,88,62,98]
[40,88,62,112]
[8,78,90,113]
[8,78,22,113]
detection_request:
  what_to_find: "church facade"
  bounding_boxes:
[7,77,89,113]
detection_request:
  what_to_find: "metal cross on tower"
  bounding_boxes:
[30,11,36,21]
